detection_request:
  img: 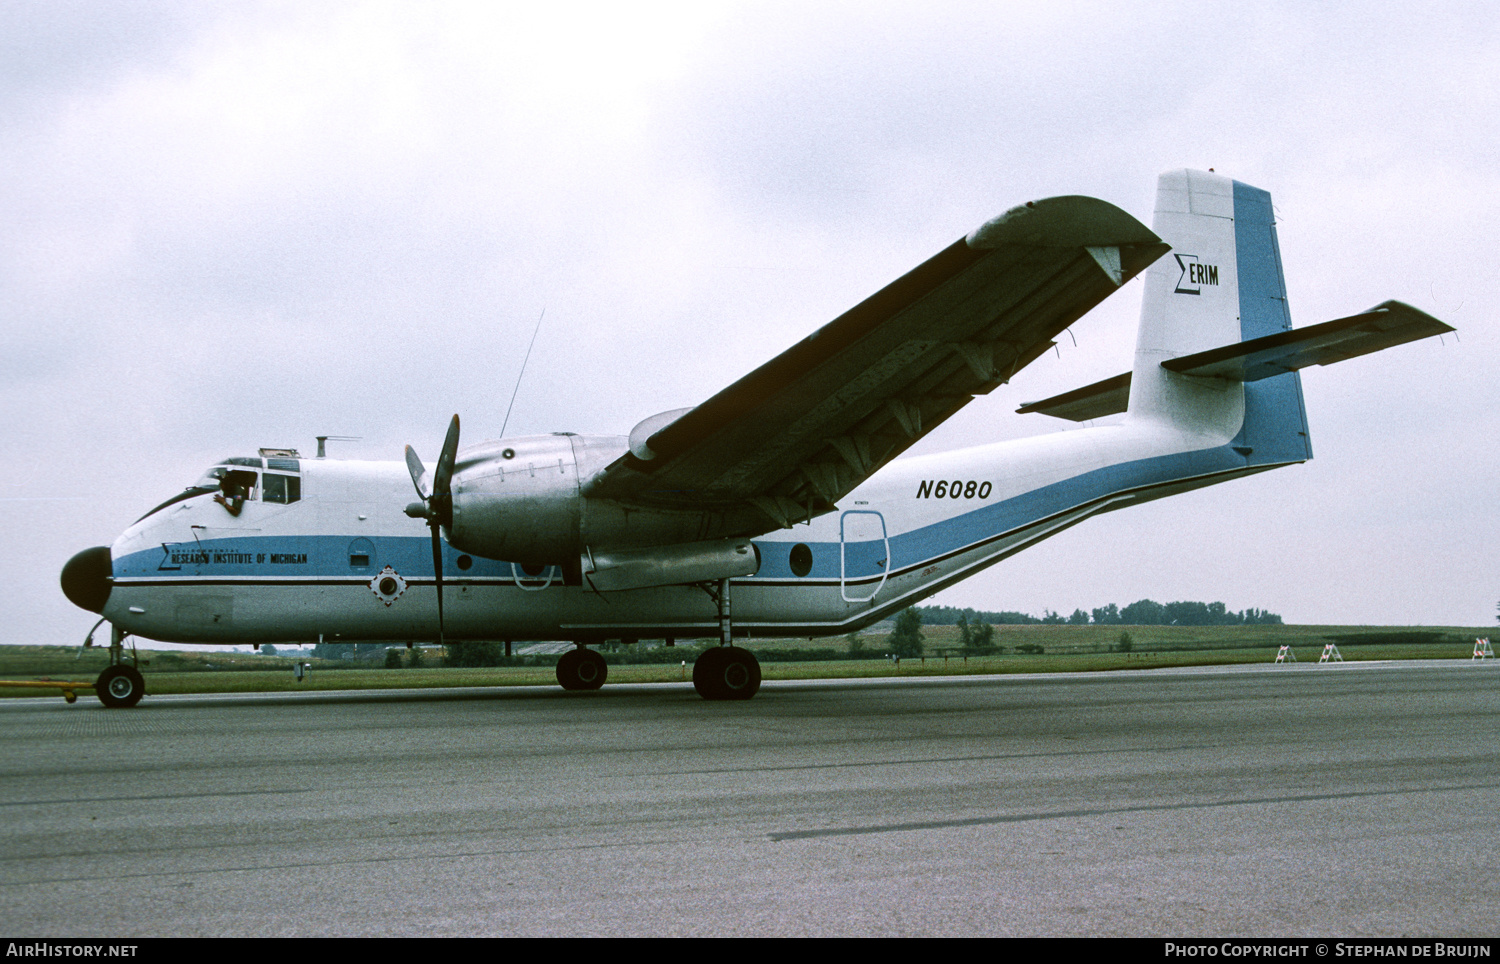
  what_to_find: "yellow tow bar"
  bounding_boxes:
[0,680,96,704]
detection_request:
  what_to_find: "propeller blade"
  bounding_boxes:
[434,414,460,499]
[404,445,431,503]
[430,521,445,649]
[405,415,459,649]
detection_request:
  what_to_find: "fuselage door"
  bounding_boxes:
[839,509,889,603]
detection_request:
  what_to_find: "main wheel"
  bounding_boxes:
[692,646,761,701]
[95,664,145,709]
[556,647,607,691]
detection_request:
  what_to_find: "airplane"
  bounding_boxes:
[60,169,1454,708]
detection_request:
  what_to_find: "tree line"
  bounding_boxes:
[916,600,1282,627]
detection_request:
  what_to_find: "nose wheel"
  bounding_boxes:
[94,624,145,709]
[95,664,145,709]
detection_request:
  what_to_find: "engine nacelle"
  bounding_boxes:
[447,435,584,565]
[447,433,766,573]
[445,433,731,570]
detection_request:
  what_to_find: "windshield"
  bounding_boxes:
[133,483,217,524]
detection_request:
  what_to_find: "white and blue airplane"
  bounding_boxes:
[61,170,1452,707]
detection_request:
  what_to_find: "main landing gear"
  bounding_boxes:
[93,623,145,709]
[556,646,607,691]
[691,577,761,701]
[553,578,762,700]
[692,645,761,701]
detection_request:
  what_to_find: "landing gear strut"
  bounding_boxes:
[692,578,761,701]
[556,646,607,691]
[94,624,144,709]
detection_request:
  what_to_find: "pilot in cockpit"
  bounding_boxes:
[213,470,256,517]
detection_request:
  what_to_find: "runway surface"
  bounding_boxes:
[1,661,1496,937]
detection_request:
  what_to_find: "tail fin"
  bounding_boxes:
[1015,170,1451,439]
[1128,170,1312,464]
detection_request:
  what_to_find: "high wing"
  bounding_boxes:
[582,195,1169,531]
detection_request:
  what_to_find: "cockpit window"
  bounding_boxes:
[196,465,229,488]
[139,455,301,523]
[263,473,301,504]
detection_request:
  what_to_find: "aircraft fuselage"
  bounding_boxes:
[86,417,1271,647]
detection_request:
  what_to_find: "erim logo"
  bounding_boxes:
[1173,254,1219,295]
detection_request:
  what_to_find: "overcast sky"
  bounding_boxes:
[4,0,1496,647]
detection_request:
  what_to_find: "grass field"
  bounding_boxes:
[1,624,1492,700]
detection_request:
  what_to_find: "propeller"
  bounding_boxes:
[404,414,461,647]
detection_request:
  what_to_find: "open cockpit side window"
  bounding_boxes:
[214,469,258,516]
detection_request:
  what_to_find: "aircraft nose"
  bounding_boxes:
[61,546,113,614]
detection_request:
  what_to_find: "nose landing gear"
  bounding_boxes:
[94,623,145,709]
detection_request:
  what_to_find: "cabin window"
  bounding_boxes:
[789,543,813,577]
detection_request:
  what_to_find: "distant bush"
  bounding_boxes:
[1323,632,1448,647]
[446,641,507,667]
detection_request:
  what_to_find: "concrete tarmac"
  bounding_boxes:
[1,660,1496,937]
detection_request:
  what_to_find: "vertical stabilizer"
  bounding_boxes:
[1127,170,1312,464]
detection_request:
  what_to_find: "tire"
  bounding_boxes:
[556,648,607,691]
[693,646,761,701]
[95,665,145,709]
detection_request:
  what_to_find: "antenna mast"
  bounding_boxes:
[501,308,546,438]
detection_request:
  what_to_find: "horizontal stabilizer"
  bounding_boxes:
[1162,300,1454,381]
[1019,300,1453,421]
[1016,371,1131,421]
